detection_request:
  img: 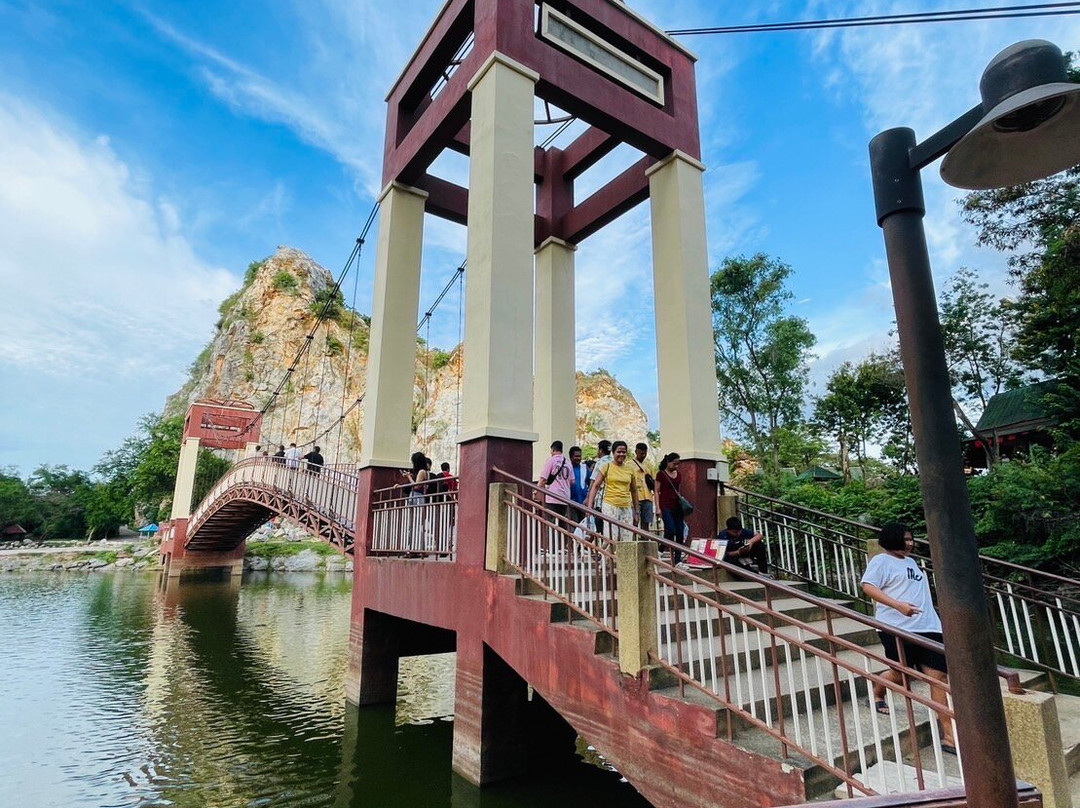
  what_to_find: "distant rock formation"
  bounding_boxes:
[167,246,653,468]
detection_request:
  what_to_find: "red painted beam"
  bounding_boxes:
[561,126,618,180]
[417,174,470,226]
[559,154,655,244]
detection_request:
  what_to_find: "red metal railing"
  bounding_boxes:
[370,476,458,559]
[728,483,1080,682]
[495,469,618,635]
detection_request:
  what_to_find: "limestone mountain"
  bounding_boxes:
[167,246,653,467]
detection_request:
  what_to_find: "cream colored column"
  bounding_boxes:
[171,437,201,519]
[533,237,577,476]
[459,53,540,444]
[359,182,428,468]
[646,151,724,462]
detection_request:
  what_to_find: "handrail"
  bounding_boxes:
[494,468,1021,691]
[727,481,1080,681]
[726,482,1080,587]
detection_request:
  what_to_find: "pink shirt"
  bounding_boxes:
[539,453,573,504]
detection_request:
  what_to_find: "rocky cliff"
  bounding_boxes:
[167,246,653,467]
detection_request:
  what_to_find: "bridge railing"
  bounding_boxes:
[188,457,360,538]
[494,469,618,636]
[370,477,457,559]
[645,541,1024,798]
[728,483,1080,681]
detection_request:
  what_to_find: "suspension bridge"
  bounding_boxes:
[152,1,1080,807]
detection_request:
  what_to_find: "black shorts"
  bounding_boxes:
[877,630,948,674]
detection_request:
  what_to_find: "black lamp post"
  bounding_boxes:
[870,40,1080,808]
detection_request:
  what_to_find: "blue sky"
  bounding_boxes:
[1,0,1078,473]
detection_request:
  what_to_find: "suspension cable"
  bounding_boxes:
[664,2,1080,36]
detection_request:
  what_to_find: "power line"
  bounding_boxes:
[665,2,1080,36]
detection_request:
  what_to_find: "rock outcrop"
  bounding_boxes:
[167,246,653,468]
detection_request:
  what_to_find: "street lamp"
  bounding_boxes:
[870,40,1080,808]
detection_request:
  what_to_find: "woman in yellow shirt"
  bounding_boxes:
[585,440,639,540]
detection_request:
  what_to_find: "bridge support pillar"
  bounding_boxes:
[359,181,427,468]
[163,518,245,578]
[533,237,577,478]
[452,641,576,786]
[647,152,725,540]
[346,608,402,706]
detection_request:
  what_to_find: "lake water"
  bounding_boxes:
[0,571,650,808]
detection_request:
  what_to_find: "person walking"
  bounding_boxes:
[568,446,589,521]
[630,442,655,531]
[860,522,957,754]
[273,444,286,463]
[303,445,324,474]
[537,440,573,521]
[656,452,687,565]
[585,440,639,540]
[284,443,302,470]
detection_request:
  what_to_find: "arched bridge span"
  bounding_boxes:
[184,458,358,553]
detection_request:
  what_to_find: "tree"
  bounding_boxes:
[711,254,816,471]
[814,354,909,480]
[938,267,1026,466]
[0,468,38,533]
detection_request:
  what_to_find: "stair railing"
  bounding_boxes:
[370,477,458,559]
[727,483,1080,681]
[645,543,1024,799]
[493,469,619,636]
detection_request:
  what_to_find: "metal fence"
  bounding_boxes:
[370,477,457,559]
[729,483,1080,682]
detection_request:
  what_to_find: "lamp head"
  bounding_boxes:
[941,40,1080,190]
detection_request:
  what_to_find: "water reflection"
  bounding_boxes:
[0,572,650,808]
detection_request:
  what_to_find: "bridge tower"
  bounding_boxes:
[160,400,261,577]
[351,0,726,791]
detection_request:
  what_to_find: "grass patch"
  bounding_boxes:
[245,541,338,559]
[94,551,119,565]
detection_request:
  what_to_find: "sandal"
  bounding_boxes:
[874,700,890,715]
[941,743,957,755]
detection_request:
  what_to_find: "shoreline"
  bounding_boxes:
[0,540,353,573]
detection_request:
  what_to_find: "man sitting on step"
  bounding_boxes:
[721,517,768,575]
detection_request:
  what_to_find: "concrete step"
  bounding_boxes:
[656,594,851,643]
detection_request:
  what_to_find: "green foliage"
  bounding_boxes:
[430,349,452,370]
[325,334,343,356]
[711,253,816,471]
[188,343,213,378]
[245,259,267,285]
[250,331,265,345]
[93,550,119,565]
[245,541,338,559]
[968,446,1080,569]
[310,286,346,320]
[93,413,184,526]
[814,353,909,478]
[960,157,1080,441]
[272,270,299,293]
[191,449,232,507]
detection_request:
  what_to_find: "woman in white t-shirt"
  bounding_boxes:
[861,522,957,754]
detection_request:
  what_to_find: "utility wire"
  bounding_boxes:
[665,2,1080,36]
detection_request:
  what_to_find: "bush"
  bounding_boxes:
[245,259,266,285]
[310,287,345,321]
[272,271,299,293]
[325,335,343,356]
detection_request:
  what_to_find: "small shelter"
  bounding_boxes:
[963,380,1059,469]
[796,466,843,482]
[138,523,160,539]
[1,524,28,544]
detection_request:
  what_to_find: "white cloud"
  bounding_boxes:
[0,93,236,467]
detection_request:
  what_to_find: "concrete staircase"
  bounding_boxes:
[511,568,1080,805]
